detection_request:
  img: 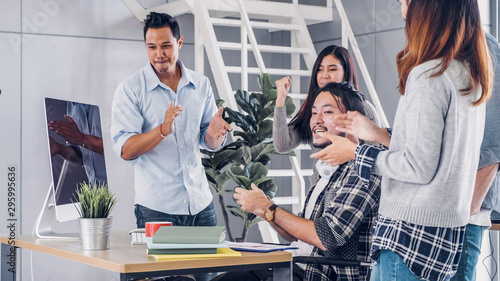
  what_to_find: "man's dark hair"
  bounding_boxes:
[302,82,366,143]
[143,12,181,41]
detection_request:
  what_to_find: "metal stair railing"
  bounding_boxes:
[334,0,389,127]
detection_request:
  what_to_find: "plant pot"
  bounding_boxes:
[79,217,112,250]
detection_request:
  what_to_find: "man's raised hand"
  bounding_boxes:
[162,101,183,136]
[310,132,357,166]
[207,107,232,141]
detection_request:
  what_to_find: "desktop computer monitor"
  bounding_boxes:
[44,97,108,223]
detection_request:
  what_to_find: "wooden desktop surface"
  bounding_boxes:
[1,232,291,274]
[490,224,500,231]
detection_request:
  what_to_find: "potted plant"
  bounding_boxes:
[201,73,295,242]
[73,182,119,250]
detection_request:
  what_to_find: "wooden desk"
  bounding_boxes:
[1,232,292,281]
[490,224,500,231]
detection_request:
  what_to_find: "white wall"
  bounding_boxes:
[0,0,496,280]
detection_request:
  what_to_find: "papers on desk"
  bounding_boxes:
[228,242,299,252]
[146,237,229,250]
[150,247,241,260]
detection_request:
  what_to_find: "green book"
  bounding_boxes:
[152,226,226,244]
[147,248,218,255]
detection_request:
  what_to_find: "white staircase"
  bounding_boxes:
[122,0,388,243]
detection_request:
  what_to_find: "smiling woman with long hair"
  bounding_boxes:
[367,0,491,280]
[314,0,492,280]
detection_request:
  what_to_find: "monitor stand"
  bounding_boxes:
[34,182,79,239]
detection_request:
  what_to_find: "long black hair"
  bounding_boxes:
[305,82,365,143]
[289,45,360,143]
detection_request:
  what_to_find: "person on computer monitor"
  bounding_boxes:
[213,82,383,281]
[48,101,106,186]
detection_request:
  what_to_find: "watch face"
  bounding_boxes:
[264,209,274,221]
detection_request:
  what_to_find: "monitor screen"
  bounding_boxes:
[44,97,108,222]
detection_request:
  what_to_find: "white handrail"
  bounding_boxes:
[333,0,390,128]
[237,0,267,74]
[192,0,238,110]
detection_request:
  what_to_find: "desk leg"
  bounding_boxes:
[1,243,16,281]
[273,261,292,281]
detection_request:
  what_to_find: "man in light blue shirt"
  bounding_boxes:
[111,12,231,232]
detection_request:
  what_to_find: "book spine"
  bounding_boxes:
[152,237,221,244]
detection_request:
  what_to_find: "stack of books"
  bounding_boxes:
[146,226,241,260]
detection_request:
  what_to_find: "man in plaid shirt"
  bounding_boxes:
[231,82,382,281]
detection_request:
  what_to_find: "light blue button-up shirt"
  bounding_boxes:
[111,61,218,215]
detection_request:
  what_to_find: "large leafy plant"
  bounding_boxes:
[201,73,295,242]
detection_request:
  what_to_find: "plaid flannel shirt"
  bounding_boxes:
[302,159,382,281]
[355,143,465,281]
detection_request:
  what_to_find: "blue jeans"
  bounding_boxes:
[450,224,488,281]
[370,250,424,281]
[134,202,217,228]
[134,203,218,281]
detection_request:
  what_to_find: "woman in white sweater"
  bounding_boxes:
[313,0,493,280]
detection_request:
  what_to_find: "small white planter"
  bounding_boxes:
[79,217,112,250]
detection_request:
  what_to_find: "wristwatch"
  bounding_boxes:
[264,204,278,222]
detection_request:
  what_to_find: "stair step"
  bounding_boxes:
[268,169,313,177]
[218,42,309,54]
[273,196,300,205]
[211,17,302,31]
[226,66,310,76]
[297,144,311,151]
[288,93,308,100]
[245,91,308,100]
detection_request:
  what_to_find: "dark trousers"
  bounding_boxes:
[210,263,305,281]
[134,202,217,228]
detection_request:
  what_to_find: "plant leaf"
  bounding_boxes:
[257,119,273,142]
[257,179,277,199]
[235,89,260,117]
[234,131,258,146]
[227,205,246,221]
[216,99,225,108]
[247,162,268,182]
[225,108,255,132]
[248,216,264,229]
[258,73,276,102]
[285,96,296,116]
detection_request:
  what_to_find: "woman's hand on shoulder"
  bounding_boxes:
[334,111,383,143]
[310,132,357,166]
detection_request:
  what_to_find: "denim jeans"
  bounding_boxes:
[450,224,488,281]
[134,202,218,281]
[370,250,424,281]
[134,202,217,228]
